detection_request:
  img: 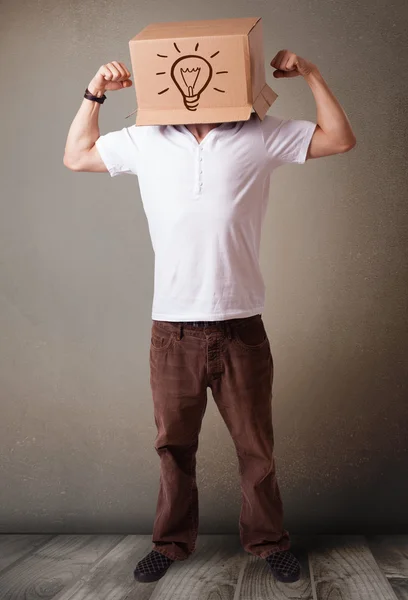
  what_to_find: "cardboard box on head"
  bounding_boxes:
[127,17,278,126]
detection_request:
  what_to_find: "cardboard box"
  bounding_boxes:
[128,17,278,126]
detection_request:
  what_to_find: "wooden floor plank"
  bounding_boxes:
[386,581,408,600]
[0,534,406,600]
[308,534,399,600]
[0,534,123,600]
[366,535,408,600]
[0,535,54,573]
[54,535,159,600]
[238,535,313,600]
[366,535,408,577]
[148,534,246,600]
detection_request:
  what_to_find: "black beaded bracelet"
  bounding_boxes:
[84,87,107,104]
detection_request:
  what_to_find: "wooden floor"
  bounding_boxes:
[0,534,407,599]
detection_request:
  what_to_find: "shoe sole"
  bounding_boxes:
[270,563,301,583]
[133,568,170,583]
[133,564,300,584]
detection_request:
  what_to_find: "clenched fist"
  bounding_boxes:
[270,50,316,78]
[88,61,132,96]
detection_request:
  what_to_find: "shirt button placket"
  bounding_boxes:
[197,147,203,196]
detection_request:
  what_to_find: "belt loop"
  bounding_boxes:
[226,322,232,340]
[177,323,183,341]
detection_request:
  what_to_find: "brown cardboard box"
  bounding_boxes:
[128,17,278,126]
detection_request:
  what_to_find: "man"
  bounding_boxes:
[63,50,356,584]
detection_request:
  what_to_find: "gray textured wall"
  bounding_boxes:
[1,0,407,534]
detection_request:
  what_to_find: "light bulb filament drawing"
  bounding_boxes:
[156,42,228,111]
[171,55,212,111]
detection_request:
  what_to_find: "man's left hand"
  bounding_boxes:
[270,50,316,78]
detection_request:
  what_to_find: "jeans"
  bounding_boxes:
[149,313,290,560]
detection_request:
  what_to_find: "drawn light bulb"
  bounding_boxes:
[170,55,213,111]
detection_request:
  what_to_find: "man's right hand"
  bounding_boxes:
[88,61,132,96]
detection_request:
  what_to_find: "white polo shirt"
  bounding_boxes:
[95,113,316,322]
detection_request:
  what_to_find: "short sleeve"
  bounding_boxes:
[259,115,317,167]
[95,126,140,177]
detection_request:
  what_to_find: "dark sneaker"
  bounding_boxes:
[133,549,174,583]
[265,549,301,583]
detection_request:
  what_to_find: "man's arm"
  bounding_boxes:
[270,50,357,160]
[63,61,132,172]
[303,68,356,159]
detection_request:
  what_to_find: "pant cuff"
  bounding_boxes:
[258,537,291,559]
[153,545,190,561]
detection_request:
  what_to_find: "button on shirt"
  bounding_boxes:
[95,113,316,321]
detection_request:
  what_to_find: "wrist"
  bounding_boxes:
[302,65,322,83]
[87,82,106,97]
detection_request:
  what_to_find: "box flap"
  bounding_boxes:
[132,17,260,41]
[134,105,253,126]
[262,83,278,106]
[253,83,278,120]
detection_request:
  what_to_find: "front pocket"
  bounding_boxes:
[151,326,175,351]
[234,319,269,350]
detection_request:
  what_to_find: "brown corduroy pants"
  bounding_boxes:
[149,313,290,560]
